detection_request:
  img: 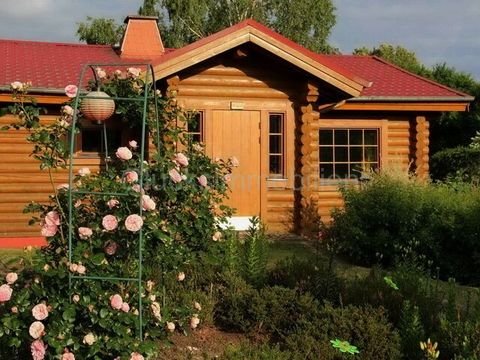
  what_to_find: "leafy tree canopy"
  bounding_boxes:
[76,0,337,53]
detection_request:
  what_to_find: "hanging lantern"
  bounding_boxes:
[80,91,115,123]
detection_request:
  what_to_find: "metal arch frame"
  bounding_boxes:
[67,63,161,340]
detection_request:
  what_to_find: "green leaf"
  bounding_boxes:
[91,253,106,266]
[100,308,109,319]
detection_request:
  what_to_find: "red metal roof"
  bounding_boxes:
[0,19,472,101]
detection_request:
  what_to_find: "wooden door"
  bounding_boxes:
[210,110,261,216]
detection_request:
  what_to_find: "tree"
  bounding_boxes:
[76,16,124,45]
[76,0,337,53]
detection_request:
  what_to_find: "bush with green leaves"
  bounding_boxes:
[0,69,233,359]
[430,146,480,182]
[330,173,480,284]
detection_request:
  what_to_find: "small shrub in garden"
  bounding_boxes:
[221,342,293,360]
[0,71,234,359]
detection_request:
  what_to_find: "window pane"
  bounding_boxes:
[365,147,378,162]
[349,147,362,162]
[350,130,363,145]
[364,130,378,145]
[335,164,349,179]
[189,113,202,133]
[334,130,348,145]
[82,128,121,153]
[270,155,282,174]
[269,134,282,154]
[320,164,333,179]
[192,134,201,143]
[320,146,333,162]
[335,147,348,162]
[269,114,283,133]
[319,130,333,145]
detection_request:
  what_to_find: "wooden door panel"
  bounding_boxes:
[211,110,261,215]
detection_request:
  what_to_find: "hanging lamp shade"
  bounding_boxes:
[80,91,115,123]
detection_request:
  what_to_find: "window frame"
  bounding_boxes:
[75,120,125,158]
[187,110,205,144]
[268,112,286,179]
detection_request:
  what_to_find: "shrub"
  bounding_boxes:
[221,342,293,360]
[438,317,480,359]
[430,146,480,182]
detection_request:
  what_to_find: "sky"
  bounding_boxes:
[0,0,479,80]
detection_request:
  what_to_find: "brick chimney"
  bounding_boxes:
[119,15,164,59]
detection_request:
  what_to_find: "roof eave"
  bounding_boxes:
[348,95,475,102]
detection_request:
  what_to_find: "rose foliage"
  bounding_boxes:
[0,68,234,359]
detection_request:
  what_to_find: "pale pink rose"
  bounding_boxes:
[169,168,182,183]
[131,184,143,193]
[212,231,222,242]
[174,153,189,167]
[110,294,123,310]
[0,284,13,302]
[72,294,80,303]
[45,211,60,226]
[151,302,161,321]
[10,81,23,90]
[128,140,138,149]
[224,174,231,183]
[62,352,75,360]
[177,272,185,282]
[83,333,96,346]
[29,321,45,339]
[230,156,240,167]
[124,171,138,183]
[11,306,18,313]
[95,67,107,79]
[166,321,175,332]
[197,175,208,187]
[62,105,74,116]
[41,224,58,237]
[78,167,91,177]
[190,315,200,329]
[78,227,93,240]
[116,147,133,161]
[5,272,18,285]
[194,301,202,311]
[56,183,69,191]
[130,352,144,360]
[64,84,78,98]
[102,215,118,231]
[43,264,50,272]
[114,69,122,77]
[69,263,78,273]
[31,339,46,360]
[107,199,120,209]
[32,303,49,321]
[141,195,156,211]
[104,240,118,256]
[76,264,86,275]
[121,302,130,313]
[127,67,141,78]
[125,214,143,232]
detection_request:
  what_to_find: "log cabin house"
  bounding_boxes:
[0,16,473,245]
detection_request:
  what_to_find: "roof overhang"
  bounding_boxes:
[152,22,366,97]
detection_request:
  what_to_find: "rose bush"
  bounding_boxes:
[0,69,234,358]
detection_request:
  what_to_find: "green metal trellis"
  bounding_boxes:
[67,63,161,340]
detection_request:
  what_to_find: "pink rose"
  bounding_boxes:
[78,167,91,177]
[114,69,122,77]
[11,81,23,90]
[83,333,96,346]
[32,303,49,321]
[132,184,144,193]
[125,214,143,232]
[62,352,75,360]
[128,140,138,149]
[102,215,118,231]
[127,67,141,78]
[224,174,231,183]
[31,339,46,360]
[169,168,182,184]
[29,321,45,339]
[107,199,120,209]
[41,224,58,237]
[124,171,138,183]
[174,153,189,167]
[62,105,74,116]
[72,294,80,303]
[212,231,222,242]
[64,84,78,98]
[104,240,118,256]
[5,272,18,285]
[11,306,18,313]
[190,315,200,329]
[95,67,107,79]
[0,284,13,302]
[130,352,145,360]
[56,183,69,191]
[177,272,185,282]
[166,321,175,332]
[110,294,123,310]
[121,302,130,313]
[77,264,86,275]
[45,211,60,226]
[197,175,208,187]
[141,195,156,211]
[78,227,93,240]
[69,263,78,273]
[116,147,133,161]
